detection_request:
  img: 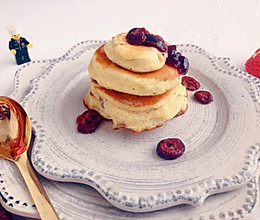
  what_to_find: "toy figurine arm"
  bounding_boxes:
[27,44,33,48]
[10,49,16,55]
[9,40,16,54]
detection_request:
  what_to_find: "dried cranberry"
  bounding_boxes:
[182,76,201,91]
[141,34,168,52]
[194,90,213,104]
[76,110,102,134]
[126,28,149,45]
[126,28,168,52]
[156,138,185,160]
[166,50,189,74]
[166,51,180,65]
[167,45,177,55]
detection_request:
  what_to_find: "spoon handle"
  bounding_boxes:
[14,153,60,220]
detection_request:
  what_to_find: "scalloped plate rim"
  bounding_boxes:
[2,42,260,215]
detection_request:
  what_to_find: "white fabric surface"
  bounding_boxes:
[0,0,259,219]
[1,0,260,97]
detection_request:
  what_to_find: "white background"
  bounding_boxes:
[0,0,259,219]
[0,0,260,96]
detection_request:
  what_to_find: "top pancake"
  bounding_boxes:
[104,32,167,72]
[88,45,181,96]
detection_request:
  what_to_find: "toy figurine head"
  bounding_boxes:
[7,25,21,40]
[11,34,21,40]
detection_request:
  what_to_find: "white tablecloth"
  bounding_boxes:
[0,0,259,219]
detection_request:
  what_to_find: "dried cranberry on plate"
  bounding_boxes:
[182,76,201,91]
[156,138,185,160]
[194,90,213,104]
[76,110,102,134]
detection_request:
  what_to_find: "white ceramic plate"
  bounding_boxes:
[0,41,259,219]
[19,42,260,212]
[1,165,260,220]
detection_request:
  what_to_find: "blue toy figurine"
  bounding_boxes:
[8,26,33,65]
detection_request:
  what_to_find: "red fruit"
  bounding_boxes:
[76,110,102,134]
[194,90,213,104]
[182,76,200,91]
[245,49,260,78]
[141,34,168,52]
[156,138,185,160]
[126,27,149,45]
[167,45,177,56]
[166,51,189,74]
[126,28,168,52]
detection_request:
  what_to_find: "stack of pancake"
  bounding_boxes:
[83,32,188,133]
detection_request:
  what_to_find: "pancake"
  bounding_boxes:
[84,81,188,133]
[104,32,167,72]
[89,45,181,96]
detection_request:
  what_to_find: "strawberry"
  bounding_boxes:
[245,48,260,78]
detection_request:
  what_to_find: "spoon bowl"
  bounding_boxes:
[0,96,59,220]
[0,96,30,159]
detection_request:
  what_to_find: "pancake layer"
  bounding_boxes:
[84,81,188,133]
[89,45,180,96]
[104,32,167,72]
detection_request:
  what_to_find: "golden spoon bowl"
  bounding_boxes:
[0,96,59,220]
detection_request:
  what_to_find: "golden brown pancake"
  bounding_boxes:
[84,80,188,133]
[88,45,181,96]
[104,32,168,72]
